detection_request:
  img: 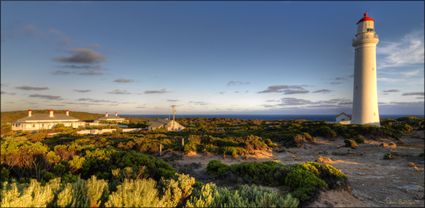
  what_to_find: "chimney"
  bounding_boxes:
[49,110,54,118]
[28,109,32,117]
[105,112,109,117]
[115,112,118,117]
[65,110,70,116]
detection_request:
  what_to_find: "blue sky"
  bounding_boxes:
[1,1,424,115]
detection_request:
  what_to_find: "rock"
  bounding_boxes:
[407,162,421,171]
[408,162,416,168]
[316,156,334,164]
[185,151,197,157]
[381,142,397,149]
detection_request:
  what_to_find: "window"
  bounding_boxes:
[367,28,374,32]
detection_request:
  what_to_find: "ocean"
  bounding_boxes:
[124,114,424,121]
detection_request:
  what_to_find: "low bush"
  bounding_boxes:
[105,178,161,207]
[344,139,358,149]
[186,183,299,208]
[284,166,326,202]
[206,160,229,177]
[313,126,337,138]
[205,160,348,204]
[383,152,395,160]
[1,178,61,207]
[301,162,348,189]
[354,135,366,144]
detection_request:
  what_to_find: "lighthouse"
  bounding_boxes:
[351,12,380,126]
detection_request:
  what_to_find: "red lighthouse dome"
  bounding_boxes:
[357,12,374,24]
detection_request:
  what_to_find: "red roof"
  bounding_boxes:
[336,112,352,119]
[357,12,374,24]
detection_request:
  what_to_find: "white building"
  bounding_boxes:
[336,112,352,124]
[351,12,380,126]
[148,119,185,131]
[12,110,86,131]
[147,106,185,131]
[95,112,128,124]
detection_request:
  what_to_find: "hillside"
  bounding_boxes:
[0,110,104,125]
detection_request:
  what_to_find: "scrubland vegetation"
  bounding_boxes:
[1,110,423,207]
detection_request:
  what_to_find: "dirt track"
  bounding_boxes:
[173,131,425,207]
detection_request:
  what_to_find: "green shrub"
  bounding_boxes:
[186,183,299,208]
[399,123,414,134]
[1,178,61,207]
[313,126,337,138]
[86,176,109,207]
[284,166,327,202]
[69,155,86,172]
[105,178,161,207]
[301,162,348,189]
[354,135,365,144]
[57,178,89,207]
[206,160,348,204]
[186,183,217,207]
[206,160,229,177]
[383,152,394,160]
[161,173,196,207]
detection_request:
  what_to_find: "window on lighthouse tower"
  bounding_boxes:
[367,28,374,32]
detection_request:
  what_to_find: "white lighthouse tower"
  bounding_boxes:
[351,12,380,126]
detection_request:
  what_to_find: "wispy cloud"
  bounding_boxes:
[55,48,105,64]
[264,97,352,108]
[329,81,342,85]
[52,65,105,76]
[114,79,134,83]
[383,89,400,93]
[377,77,403,83]
[334,77,347,81]
[144,89,169,94]
[10,24,72,47]
[167,99,179,102]
[400,69,420,78]
[266,99,280,102]
[328,75,353,85]
[402,92,424,96]
[278,98,313,106]
[190,101,208,106]
[29,94,62,100]
[378,30,424,69]
[1,91,16,95]
[107,89,131,95]
[312,89,331,94]
[53,48,106,76]
[258,85,309,94]
[74,89,91,93]
[16,86,49,91]
[227,81,251,86]
[77,98,118,104]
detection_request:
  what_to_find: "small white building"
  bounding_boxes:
[336,112,352,124]
[95,112,128,124]
[12,110,86,131]
[148,119,185,131]
[147,106,185,131]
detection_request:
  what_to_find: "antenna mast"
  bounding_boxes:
[171,105,176,121]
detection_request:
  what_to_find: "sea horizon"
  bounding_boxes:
[123,114,425,121]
